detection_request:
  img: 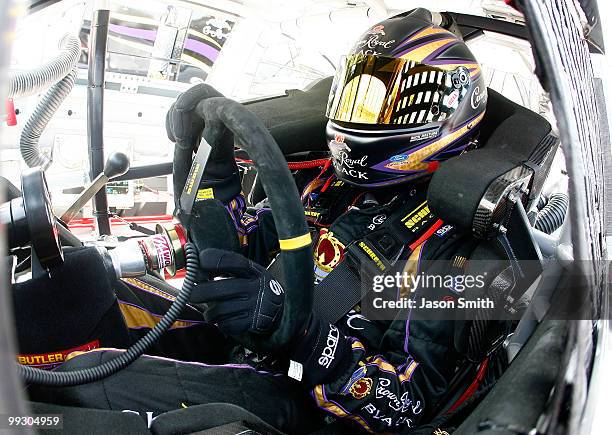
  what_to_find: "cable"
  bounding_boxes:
[19,243,199,386]
[236,157,330,170]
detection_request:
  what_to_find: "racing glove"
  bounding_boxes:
[166,84,242,206]
[287,313,352,386]
[166,85,243,252]
[191,248,284,336]
[191,248,352,385]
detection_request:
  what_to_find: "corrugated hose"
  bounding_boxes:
[8,34,81,98]
[19,67,77,169]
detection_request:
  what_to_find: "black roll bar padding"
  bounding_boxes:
[196,96,314,350]
[87,9,111,235]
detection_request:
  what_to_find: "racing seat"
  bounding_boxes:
[422,89,558,420]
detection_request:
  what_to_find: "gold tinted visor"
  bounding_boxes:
[326,54,469,126]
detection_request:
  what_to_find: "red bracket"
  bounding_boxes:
[5,98,16,126]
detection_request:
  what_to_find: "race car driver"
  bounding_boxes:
[32,8,511,434]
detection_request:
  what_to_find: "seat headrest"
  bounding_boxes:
[244,76,333,156]
[428,89,558,237]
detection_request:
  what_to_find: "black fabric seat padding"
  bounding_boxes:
[150,403,283,435]
[243,77,333,156]
[12,247,131,356]
[428,89,553,231]
[453,320,567,435]
[29,401,150,434]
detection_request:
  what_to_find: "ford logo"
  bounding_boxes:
[390,154,408,162]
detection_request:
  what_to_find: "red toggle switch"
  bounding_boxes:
[6,98,17,126]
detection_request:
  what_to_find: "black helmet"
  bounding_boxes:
[325,8,487,186]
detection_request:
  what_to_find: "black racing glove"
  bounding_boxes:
[191,249,351,386]
[166,84,241,206]
[166,85,242,253]
[191,248,352,385]
[191,248,285,337]
[287,313,352,386]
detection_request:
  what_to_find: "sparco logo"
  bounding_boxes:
[152,234,173,268]
[269,279,284,296]
[471,86,486,109]
[318,325,340,368]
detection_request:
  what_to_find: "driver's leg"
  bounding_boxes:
[29,349,324,434]
[114,275,233,364]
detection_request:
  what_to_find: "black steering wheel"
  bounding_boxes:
[184,92,315,351]
[18,88,315,385]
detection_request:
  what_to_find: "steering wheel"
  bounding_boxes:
[180,92,315,351]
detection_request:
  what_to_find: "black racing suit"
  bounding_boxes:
[28,166,509,434]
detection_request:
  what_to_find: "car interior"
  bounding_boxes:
[2,10,581,435]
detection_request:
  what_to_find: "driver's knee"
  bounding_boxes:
[113,276,232,363]
[29,349,324,434]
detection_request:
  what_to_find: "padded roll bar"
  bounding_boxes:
[87,9,111,235]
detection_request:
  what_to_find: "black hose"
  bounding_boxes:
[534,193,569,234]
[19,243,198,386]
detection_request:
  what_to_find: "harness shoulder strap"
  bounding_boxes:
[312,262,363,323]
[313,201,442,324]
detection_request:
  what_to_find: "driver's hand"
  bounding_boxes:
[191,248,285,337]
[166,84,221,153]
[166,84,241,205]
